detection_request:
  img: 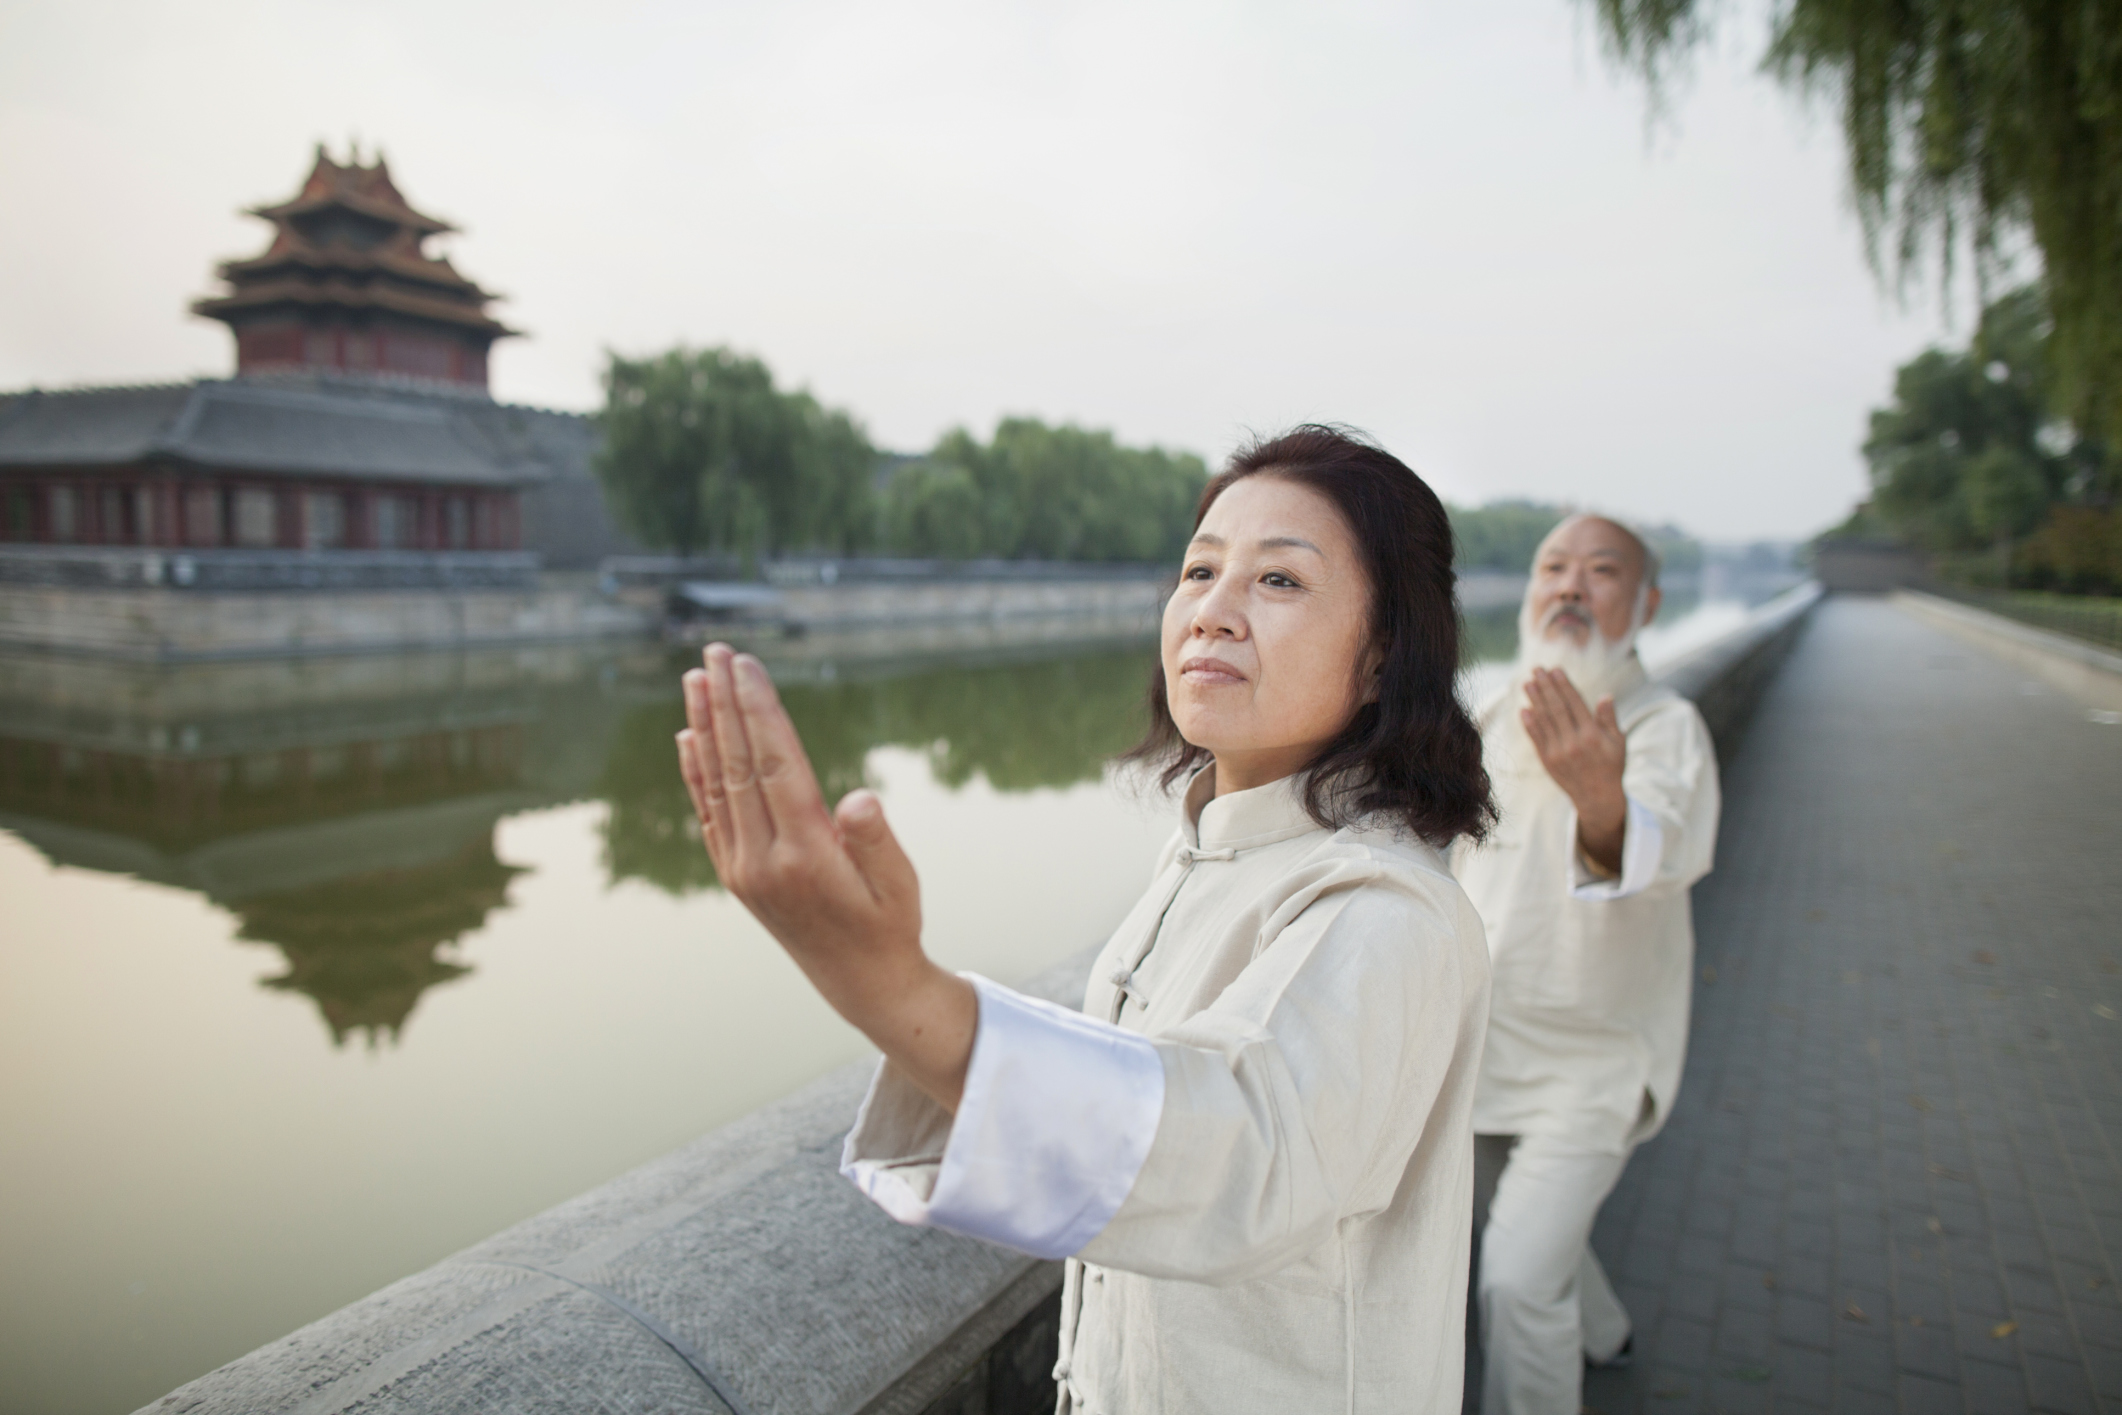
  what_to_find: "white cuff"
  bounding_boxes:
[840,974,1165,1259]
[1569,796,1663,900]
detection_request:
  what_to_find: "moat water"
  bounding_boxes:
[0,584,1776,1413]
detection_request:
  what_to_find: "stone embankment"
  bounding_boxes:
[0,547,652,660]
[0,544,1592,662]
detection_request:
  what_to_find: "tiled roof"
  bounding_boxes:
[0,377,595,487]
[253,149,455,234]
[194,273,514,336]
[217,244,495,300]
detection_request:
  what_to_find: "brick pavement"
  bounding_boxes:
[1572,596,2122,1415]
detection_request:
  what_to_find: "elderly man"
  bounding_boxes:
[1453,515,1721,1415]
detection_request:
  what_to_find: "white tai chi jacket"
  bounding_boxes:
[842,767,1492,1414]
[1452,657,1719,1156]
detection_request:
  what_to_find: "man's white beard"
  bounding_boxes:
[1491,591,1649,771]
[1513,591,1646,705]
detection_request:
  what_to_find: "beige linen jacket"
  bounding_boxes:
[1453,658,1720,1154]
[846,769,1492,1415]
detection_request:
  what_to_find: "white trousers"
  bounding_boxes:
[1476,1133,1632,1415]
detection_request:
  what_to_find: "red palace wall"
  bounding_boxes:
[235,322,490,389]
[0,473,522,553]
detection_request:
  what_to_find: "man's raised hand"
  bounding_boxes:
[1520,666,1629,876]
[676,644,975,1111]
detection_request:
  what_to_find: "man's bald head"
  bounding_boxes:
[1533,515,1659,591]
[1523,514,1664,650]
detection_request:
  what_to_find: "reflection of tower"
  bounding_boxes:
[239,834,524,1048]
[0,660,551,1047]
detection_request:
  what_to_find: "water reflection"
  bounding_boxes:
[243,838,522,1046]
[599,649,1155,894]
[0,633,1159,1045]
[0,583,1807,1415]
[0,576,1783,1051]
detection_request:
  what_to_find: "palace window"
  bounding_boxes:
[48,486,78,542]
[373,495,412,549]
[234,489,277,548]
[445,496,470,549]
[4,487,32,542]
[305,492,346,550]
[184,488,221,546]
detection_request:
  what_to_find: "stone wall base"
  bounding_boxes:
[0,584,656,661]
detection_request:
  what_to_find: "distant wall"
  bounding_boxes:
[520,427,646,569]
[772,576,1165,632]
[0,583,653,661]
[1814,540,1927,594]
[0,546,540,592]
[639,558,1173,636]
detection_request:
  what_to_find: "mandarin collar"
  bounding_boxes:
[1179,765,1325,854]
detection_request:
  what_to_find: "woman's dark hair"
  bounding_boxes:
[1121,424,1495,847]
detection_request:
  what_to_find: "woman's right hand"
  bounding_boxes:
[677,644,977,1112]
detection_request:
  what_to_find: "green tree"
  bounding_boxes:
[593,347,877,558]
[1858,286,2082,553]
[1448,500,1701,575]
[1586,0,2122,443]
[1449,501,1568,571]
[1840,284,2121,588]
[881,461,986,559]
[884,418,1208,562]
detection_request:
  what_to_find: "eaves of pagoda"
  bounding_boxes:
[191,278,519,339]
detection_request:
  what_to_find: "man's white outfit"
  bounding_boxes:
[1452,654,1719,1415]
[842,767,1492,1413]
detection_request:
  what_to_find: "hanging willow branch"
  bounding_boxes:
[1587,0,2122,444]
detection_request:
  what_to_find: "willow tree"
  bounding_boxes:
[593,346,877,560]
[882,418,1208,561]
[1586,0,2122,442]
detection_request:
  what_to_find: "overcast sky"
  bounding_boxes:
[0,0,1974,540]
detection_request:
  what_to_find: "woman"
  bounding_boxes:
[676,425,1495,1413]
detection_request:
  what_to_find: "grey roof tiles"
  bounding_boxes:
[0,376,594,487]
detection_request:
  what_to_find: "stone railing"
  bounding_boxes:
[1653,581,1822,763]
[140,951,1091,1415]
[140,585,1825,1415]
[599,556,1172,592]
[0,545,541,592]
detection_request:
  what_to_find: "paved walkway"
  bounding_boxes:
[1580,597,2122,1415]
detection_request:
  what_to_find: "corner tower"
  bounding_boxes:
[193,146,516,390]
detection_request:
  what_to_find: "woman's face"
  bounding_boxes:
[1161,473,1377,795]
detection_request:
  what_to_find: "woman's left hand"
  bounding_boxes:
[677,644,976,1111]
